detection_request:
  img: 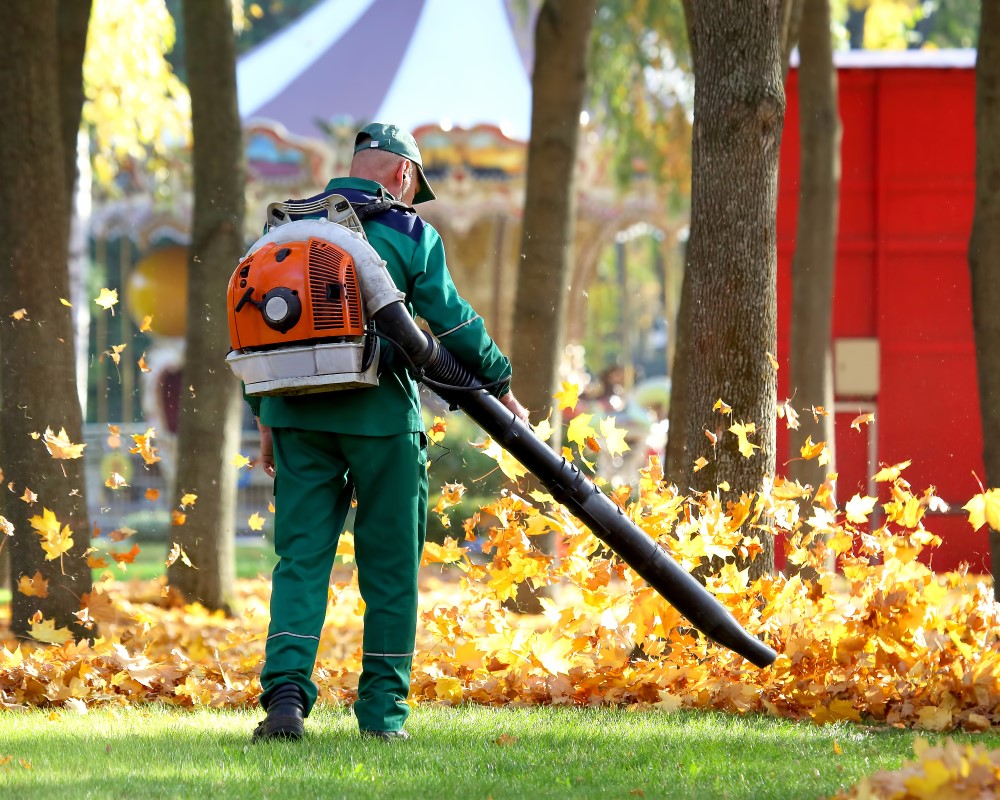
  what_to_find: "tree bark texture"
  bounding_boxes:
[788,0,841,500]
[510,0,597,423]
[683,1,786,577]
[58,0,93,203]
[0,1,93,637]
[167,0,246,610]
[969,0,1000,600]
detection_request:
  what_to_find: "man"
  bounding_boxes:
[247,123,528,742]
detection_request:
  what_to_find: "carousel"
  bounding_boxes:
[87,0,683,486]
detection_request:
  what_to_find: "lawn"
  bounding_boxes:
[2,704,997,800]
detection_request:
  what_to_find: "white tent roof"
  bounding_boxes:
[237,0,534,141]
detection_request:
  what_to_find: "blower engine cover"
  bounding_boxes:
[226,233,379,396]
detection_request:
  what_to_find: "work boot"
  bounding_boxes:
[360,729,411,742]
[253,683,306,741]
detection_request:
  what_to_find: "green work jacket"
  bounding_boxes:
[243,177,511,435]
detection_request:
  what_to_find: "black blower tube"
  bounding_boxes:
[374,304,777,669]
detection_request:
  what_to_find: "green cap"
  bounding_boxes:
[353,122,436,204]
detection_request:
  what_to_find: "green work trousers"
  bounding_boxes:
[259,427,428,732]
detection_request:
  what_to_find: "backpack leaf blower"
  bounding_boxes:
[226,196,778,670]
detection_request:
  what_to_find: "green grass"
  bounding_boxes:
[2,705,997,800]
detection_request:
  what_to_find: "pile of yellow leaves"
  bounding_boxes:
[2,451,999,737]
[830,738,1000,799]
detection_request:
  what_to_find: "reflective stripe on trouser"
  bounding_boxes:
[259,427,427,732]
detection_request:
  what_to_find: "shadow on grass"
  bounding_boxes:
[2,705,997,800]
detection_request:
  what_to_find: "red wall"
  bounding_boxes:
[777,62,990,573]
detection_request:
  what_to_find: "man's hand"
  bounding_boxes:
[258,421,275,478]
[500,391,529,424]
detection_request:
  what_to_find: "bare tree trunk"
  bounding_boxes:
[0,1,93,637]
[788,0,840,505]
[510,0,597,423]
[682,0,786,579]
[167,0,245,611]
[969,1,1000,601]
[667,0,799,490]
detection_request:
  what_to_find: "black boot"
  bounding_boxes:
[253,683,306,741]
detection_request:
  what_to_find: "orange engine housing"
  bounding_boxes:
[227,237,366,352]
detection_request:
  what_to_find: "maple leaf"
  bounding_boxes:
[17,571,48,598]
[145,488,160,501]
[105,472,128,490]
[11,308,28,320]
[42,427,86,459]
[422,537,466,566]
[565,413,596,450]
[248,512,265,531]
[553,382,580,412]
[532,415,554,443]
[851,412,875,431]
[728,421,759,458]
[103,343,127,365]
[705,429,718,445]
[844,494,877,524]
[29,617,73,644]
[427,416,447,444]
[962,489,1000,532]
[874,460,911,482]
[231,453,251,469]
[29,508,75,560]
[766,351,779,370]
[129,428,161,465]
[108,526,137,542]
[180,493,198,508]
[171,509,187,526]
[20,487,37,504]
[60,297,72,307]
[138,352,151,373]
[600,417,630,457]
[693,457,709,473]
[777,399,800,430]
[475,437,527,482]
[111,543,141,565]
[0,515,13,537]
[94,287,119,312]
[713,398,733,414]
[799,436,830,466]
[140,314,153,332]
[166,541,195,568]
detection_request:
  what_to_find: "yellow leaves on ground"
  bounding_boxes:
[833,738,1000,800]
[28,617,74,645]
[40,427,86,460]
[29,508,74,561]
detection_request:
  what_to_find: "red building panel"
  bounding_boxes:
[777,50,986,572]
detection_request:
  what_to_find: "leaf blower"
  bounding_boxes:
[226,195,778,669]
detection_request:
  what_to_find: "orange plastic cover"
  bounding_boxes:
[227,238,365,351]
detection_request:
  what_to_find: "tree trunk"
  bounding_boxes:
[682,0,786,578]
[969,0,1000,601]
[167,0,245,611]
[510,0,597,424]
[0,2,93,638]
[667,0,798,490]
[788,0,840,509]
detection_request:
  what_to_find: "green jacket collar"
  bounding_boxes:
[325,176,395,200]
